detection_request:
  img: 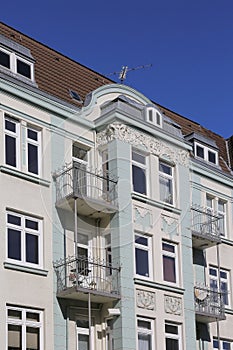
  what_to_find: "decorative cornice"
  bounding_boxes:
[97,123,189,166]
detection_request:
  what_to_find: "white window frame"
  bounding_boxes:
[6,211,43,269]
[165,322,182,350]
[209,266,230,307]
[132,149,148,196]
[76,318,94,350]
[135,232,153,279]
[159,161,174,205]
[206,194,227,237]
[106,318,114,350]
[146,107,162,128]
[0,46,34,81]
[4,114,42,177]
[26,125,41,175]
[7,305,43,350]
[194,141,218,165]
[137,317,155,350]
[162,241,179,285]
[213,338,233,349]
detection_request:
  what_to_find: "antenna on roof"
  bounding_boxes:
[108,64,152,84]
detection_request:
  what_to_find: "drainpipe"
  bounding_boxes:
[216,243,221,349]
[88,292,92,350]
[66,306,69,350]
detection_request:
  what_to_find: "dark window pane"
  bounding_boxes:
[138,320,151,329]
[209,268,217,276]
[0,50,10,68]
[132,165,146,194]
[159,162,172,175]
[223,342,230,350]
[72,145,88,161]
[196,145,204,158]
[138,333,151,350]
[135,235,148,246]
[163,256,176,282]
[27,129,38,141]
[135,248,149,276]
[166,338,179,350]
[5,119,16,132]
[8,324,22,349]
[5,135,16,167]
[208,151,216,163]
[28,143,38,174]
[8,309,22,319]
[26,326,40,350]
[78,334,89,350]
[8,229,21,260]
[132,152,146,164]
[162,243,175,253]
[165,324,178,334]
[8,214,21,226]
[26,219,38,230]
[26,233,38,264]
[26,312,40,322]
[16,59,31,78]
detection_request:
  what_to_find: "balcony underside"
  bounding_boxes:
[195,310,226,323]
[192,230,221,250]
[55,194,118,218]
[57,285,121,303]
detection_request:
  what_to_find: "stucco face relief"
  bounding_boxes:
[97,123,189,166]
[136,289,156,310]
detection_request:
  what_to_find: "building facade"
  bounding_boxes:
[1,22,233,350]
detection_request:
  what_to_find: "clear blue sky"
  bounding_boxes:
[1,0,233,138]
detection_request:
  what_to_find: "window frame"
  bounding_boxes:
[162,241,178,285]
[26,125,41,175]
[165,322,182,350]
[159,160,174,205]
[0,46,34,81]
[4,116,20,169]
[206,194,228,237]
[131,149,148,196]
[209,266,230,307]
[137,317,155,350]
[7,305,43,350]
[6,210,43,269]
[213,338,233,350]
[135,232,153,279]
[146,107,162,128]
[194,141,218,165]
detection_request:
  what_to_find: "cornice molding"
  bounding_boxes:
[97,122,189,166]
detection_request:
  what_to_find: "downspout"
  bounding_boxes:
[216,242,221,350]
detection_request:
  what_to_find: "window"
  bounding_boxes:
[7,211,42,268]
[137,318,154,350]
[165,322,181,350]
[194,142,218,165]
[162,242,177,284]
[206,194,227,237]
[209,266,230,306]
[72,143,89,196]
[135,233,152,278]
[0,47,34,80]
[77,319,90,350]
[159,161,174,205]
[7,306,43,350]
[105,234,112,276]
[102,149,110,193]
[132,150,147,195]
[146,107,162,128]
[213,339,232,350]
[106,319,114,350]
[4,115,41,176]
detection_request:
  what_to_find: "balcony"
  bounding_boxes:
[53,255,121,303]
[191,205,222,249]
[53,162,118,218]
[194,286,225,323]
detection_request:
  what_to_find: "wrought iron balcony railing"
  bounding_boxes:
[194,286,225,322]
[191,205,222,248]
[53,162,118,207]
[53,255,120,300]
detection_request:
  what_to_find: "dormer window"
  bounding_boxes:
[194,142,218,165]
[0,46,34,81]
[146,107,162,128]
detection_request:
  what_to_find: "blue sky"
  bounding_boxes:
[1,0,233,138]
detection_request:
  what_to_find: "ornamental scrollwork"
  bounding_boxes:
[136,290,155,310]
[164,295,182,315]
[96,123,189,166]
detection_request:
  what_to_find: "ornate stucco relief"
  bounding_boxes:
[136,289,155,310]
[134,205,152,229]
[96,123,189,166]
[164,295,182,315]
[161,215,179,236]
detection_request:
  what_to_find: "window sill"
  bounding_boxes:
[132,193,181,214]
[4,262,48,276]
[0,166,50,187]
[134,278,184,295]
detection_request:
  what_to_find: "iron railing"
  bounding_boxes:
[191,205,223,239]
[53,162,118,206]
[53,255,120,297]
[194,286,225,319]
